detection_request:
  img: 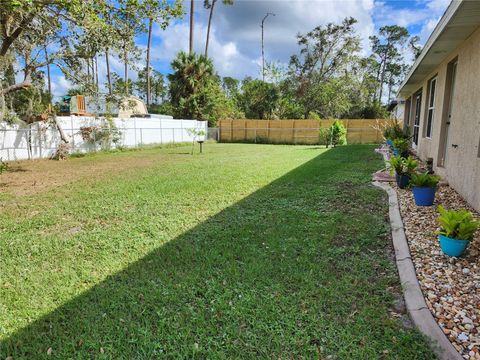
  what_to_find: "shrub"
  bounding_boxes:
[0,158,8,174]
[388,155,418,176]
[410,172,440,188]
[329,120,347,147]
[437,206,480,241]
[54,142,71,161]
[383,123,408,141]
[393,138,409,153]
[318,127,330,146]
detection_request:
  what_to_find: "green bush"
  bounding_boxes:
[383,123,408,141]
[0,158,8,174]
[329,120,347,147]
[410,172,440,188]
[388,155,418,176]
[437,206,480,241]
[393,138,409,153]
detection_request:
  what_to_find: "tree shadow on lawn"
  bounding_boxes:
[0,146,434,359]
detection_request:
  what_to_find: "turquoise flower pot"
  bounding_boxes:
[439,234,469,257]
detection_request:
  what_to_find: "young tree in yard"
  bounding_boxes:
[204,0,233,57]
[369,25,409,102]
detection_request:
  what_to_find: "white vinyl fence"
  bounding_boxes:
[0,116,208,161]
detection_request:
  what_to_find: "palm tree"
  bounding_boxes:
[204,0,233,57]
[168,51,215,118]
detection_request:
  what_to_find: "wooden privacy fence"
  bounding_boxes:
[218,119,401,144]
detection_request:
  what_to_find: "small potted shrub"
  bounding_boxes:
[410,172,441,206]
[388,155,418,189]
[393,138,409,157]
[437,206,480,257]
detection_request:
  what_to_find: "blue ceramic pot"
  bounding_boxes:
[412,186,436,206]
[439,234,469,257]
[386,139,393,148]
[395,173,410,189]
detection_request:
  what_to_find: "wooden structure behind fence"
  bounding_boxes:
[218,119,401,144]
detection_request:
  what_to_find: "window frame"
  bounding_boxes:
[425,76,437,139]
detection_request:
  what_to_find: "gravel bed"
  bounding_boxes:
[395,183,480,359]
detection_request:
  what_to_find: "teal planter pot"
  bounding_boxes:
[439,234,469,257]
[395,173,410,189]
[412,186,436,206]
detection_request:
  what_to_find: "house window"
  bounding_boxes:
[426,77,437,138]
[413,92,422,146]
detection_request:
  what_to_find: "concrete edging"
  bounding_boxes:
[373,181,462,360]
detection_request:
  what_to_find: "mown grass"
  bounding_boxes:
[0,143,434,359]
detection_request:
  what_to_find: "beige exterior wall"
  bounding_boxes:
[403,26,480,211]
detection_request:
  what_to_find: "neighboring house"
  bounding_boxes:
[387,100,405,121]
[398,0,480,212]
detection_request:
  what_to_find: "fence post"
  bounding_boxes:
[172,128,175,144]
[140,128,143,147]
[134,117,137,147]
[37,124,43,159]
[70,116,75,151]
[181,120,184,142]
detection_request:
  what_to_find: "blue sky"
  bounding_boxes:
[49,0,452,96]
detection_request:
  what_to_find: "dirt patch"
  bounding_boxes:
[0,149,179,197]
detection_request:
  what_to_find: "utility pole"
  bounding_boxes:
[189,0,195,54]
[261,12,275,82]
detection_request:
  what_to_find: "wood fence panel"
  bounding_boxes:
[218,119,401,144]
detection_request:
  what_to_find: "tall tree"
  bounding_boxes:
[203,0,233,57]
[289,17,361,117]
[144,0,183,105]
[189,0,194,54]
[369,25,409,102]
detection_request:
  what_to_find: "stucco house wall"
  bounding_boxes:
[402,26,480,211]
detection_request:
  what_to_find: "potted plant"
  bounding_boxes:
[393,138,409,157]
[388,155,418,189]
[410,172,441,206]
[437,206,480,257]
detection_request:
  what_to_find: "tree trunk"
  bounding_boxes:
[189,0,194,54]
[124,47,129,96]
[45,48,52,101]
[106,48,112,95]
[95,54,99,92]
[146,17,153,106]
[378,41,390,103]
[53,112,69,143]
[205,0,216,57]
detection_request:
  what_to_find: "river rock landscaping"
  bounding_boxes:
[395,183,480,359]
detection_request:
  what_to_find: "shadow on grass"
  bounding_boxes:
[0,146,434,359]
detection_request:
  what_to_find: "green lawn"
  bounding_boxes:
[0,143,434,359]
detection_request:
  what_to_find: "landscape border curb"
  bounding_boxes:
[373,181,463,360]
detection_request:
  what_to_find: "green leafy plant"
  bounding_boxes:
[0,158,8,174]
[329,120,347,147]
[410,172,440,188]
[383,123,409,141]
[393,138,409,153]
[318,127,330,146]
[437,206,480,241]
[388,155,418,176]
